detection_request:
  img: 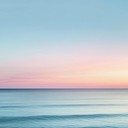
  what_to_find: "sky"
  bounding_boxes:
[0,0,128,88]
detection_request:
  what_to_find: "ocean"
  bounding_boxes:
[0,89,128,128]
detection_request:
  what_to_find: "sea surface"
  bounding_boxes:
[0,89,128,128]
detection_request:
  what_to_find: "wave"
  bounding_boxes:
[0,106,25,108]
[0,103,127,108]
[41,104,128,107]
[0,113,128,123]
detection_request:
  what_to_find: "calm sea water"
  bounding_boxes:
[0,89,128,128]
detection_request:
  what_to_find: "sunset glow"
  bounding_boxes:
[0,0,128,88]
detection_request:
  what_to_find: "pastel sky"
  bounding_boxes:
[0,0,128,88]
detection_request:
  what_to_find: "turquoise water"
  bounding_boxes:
[0,89,128,128]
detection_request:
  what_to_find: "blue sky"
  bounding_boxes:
[0,0,128,88]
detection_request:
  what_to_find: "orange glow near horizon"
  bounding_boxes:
[1,60,128,88]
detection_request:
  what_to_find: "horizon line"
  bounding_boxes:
[0,88,128,90]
